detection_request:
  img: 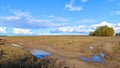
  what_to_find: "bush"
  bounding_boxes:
[115,32,120,36]
[89,25,114,36]
[89,32,95,36]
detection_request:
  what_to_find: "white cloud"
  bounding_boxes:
[13,28,32,35]
[57,25,93,33]
[52,21,120,33]
[114,23,120,31]
[59,26,74,32]
[91,21,120,32]
[117,23,120,26]
[0,27,6,33]
[91,21,114,28]
[65,0,82,11]
[0,10,60,29]
[48,15,69,22]
[65,4,82,11]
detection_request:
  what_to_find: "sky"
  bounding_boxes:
[0,0,120,36]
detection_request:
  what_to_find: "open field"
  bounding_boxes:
[0,36,120,68]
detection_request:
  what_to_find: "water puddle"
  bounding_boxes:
[10,43,51,59]
[100,52,105,58]
[91,55,103,63]
[30,49,51,59]
[80,46,105,63]
[80,55,103,63]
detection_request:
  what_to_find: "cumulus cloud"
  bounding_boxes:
[65,0,82,11]
[91,21,114,28]
[51,25,93,33]
[91,21,120,32]
[13,28,32,35]
[51,21,120,33]
[48,15,69,22]
[0,10,59,29]
[114,23,120,31]
[0,27,6,33]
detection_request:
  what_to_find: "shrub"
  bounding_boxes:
[115,32,120,36]
[89,32,95,36]
[89,25,114,36]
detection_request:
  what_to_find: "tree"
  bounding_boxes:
[89,32,95,36]
[115,32,120,36]
[89,25,114,36]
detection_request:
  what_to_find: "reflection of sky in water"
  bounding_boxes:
[10,44,51,59]
[100,52,105,58]
[31,49,51,59]
[80,53,105,63]
[81,46,105,63]
[92,55,103,63]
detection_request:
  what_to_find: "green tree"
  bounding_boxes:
[89,25,114,36]
[89,32,95,36]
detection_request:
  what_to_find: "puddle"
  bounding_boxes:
[31,49,51,59]
[80,55,103,63]
[80,46,106,63]
[80,56,92,62]
[10,44,51,59]
[92,55,103,63]
[100,52,105,58]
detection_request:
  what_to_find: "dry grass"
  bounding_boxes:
[0,44,41,68]
[0,36,120,68]
[0,44,71,68]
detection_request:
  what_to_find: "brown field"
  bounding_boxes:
[1,36,120,68]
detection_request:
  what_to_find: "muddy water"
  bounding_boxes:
[80,53,105,63]
[10,44,51,59]
[30,49,51,58]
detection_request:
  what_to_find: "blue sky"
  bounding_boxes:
[0,0,120,35]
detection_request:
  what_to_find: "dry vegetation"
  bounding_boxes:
[0,36,120,68]
[0,40,41,68]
